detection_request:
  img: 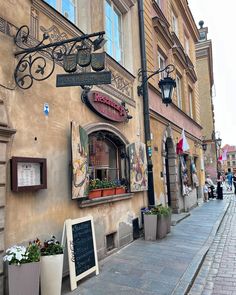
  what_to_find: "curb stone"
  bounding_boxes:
[171,200,230,295]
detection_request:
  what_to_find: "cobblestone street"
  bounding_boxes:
[189,194,236,295]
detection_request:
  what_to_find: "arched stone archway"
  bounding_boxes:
[161,125,180,213]
[83,122,130,145]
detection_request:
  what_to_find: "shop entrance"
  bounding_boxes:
[164,137,177,210]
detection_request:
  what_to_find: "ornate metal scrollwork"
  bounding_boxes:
[14,25,105,89]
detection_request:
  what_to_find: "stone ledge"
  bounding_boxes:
[79,193,134,208]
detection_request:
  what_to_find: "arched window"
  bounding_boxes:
[88,131,127,185]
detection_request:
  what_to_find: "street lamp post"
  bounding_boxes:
[215,135,222,174]
[138,0,176,206]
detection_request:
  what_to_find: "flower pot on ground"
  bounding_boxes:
[156,215,167,239]
[40,236,64,295]
[153,205,171,238]
[143,209,158,241]
[8,262,40,295]
[165,213,171,234]
[3,240,41,295]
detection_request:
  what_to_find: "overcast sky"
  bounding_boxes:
[188,1,236,146]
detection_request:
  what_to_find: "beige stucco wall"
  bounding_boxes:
[0,0,146,265]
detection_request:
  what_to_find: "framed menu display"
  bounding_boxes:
[11,157,47,192]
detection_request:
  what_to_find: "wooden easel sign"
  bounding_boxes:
[65,216,99,291]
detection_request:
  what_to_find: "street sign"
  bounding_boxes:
[56,71,111,87]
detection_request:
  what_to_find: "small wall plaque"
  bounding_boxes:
[11,157,47,192]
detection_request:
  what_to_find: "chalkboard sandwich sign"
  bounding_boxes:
[65,216,99,291]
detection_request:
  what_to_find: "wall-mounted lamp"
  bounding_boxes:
[137,64,176,106]
[202,142,207,151]
[215,136,222,148]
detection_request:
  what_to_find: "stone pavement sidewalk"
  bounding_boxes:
[188,194,236,295]
[62,197,230,295]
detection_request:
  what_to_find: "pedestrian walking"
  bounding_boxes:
[216,172,223,199]
[203,181,209,202]
[206,174,215,199]
[233,170,236,195]
[226,168,233,191]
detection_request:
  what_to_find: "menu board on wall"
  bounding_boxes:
[65,216,99,291]
[17,162,41,187]
[11,157,47,192]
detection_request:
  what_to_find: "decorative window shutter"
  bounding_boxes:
[71,121,89,199]
[127,142,148,192]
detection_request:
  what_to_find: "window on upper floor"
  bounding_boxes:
[227,161,230,166]
[176,75,182,109]
[158,51,167,79]
[232,154,235,159]
[233,161,236,166]
[184,35,190,56]
[105,0,123,65]
[189,88,193,119]
[227,154,230,159]
[44,0,77,24]
[171,11,178,36]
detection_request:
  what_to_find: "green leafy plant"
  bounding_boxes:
[88,178,116,191]
[152,204,171,216]
[3,239,40,265]
[143,205,171,216]
[88,179,103,191]
[40,236,63,256]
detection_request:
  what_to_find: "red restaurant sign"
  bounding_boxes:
[85,91,128,122]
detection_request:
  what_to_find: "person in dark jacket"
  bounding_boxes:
[217,172,223,200]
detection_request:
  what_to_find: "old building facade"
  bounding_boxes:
[142,0,204,213]
[0,0,150,291]
[196,22,217,181]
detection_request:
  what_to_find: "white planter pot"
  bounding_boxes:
[144,214,157,241]
[8,262,40,295]
[40,254,64,295]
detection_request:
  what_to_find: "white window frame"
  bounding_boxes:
[172,11,178,36]
[45,0,77,24]
[158,51,166,79]
[176,75,182,109]
[105,0,124,65]
[189,88,193,118]
[184,35,190,56]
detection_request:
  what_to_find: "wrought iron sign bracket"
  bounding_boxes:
[14,25,108,89]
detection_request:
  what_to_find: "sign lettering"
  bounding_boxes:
[56,71,111,87]
[84,91,128,123]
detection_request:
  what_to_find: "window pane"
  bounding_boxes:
[62,0,76,23]
[105,0,122,64]
[45,0,57,9]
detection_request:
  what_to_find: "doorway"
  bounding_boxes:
[164,137,178,211]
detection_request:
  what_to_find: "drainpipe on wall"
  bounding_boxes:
[138,0,155,206]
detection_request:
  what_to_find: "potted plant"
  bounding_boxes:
[152,205,172,238]
[143,208,158,241]
[88,178,103,199]
[114,179,126,195]
[3,240,41,295]
[101,178,116,196]
[40,236,64,295]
